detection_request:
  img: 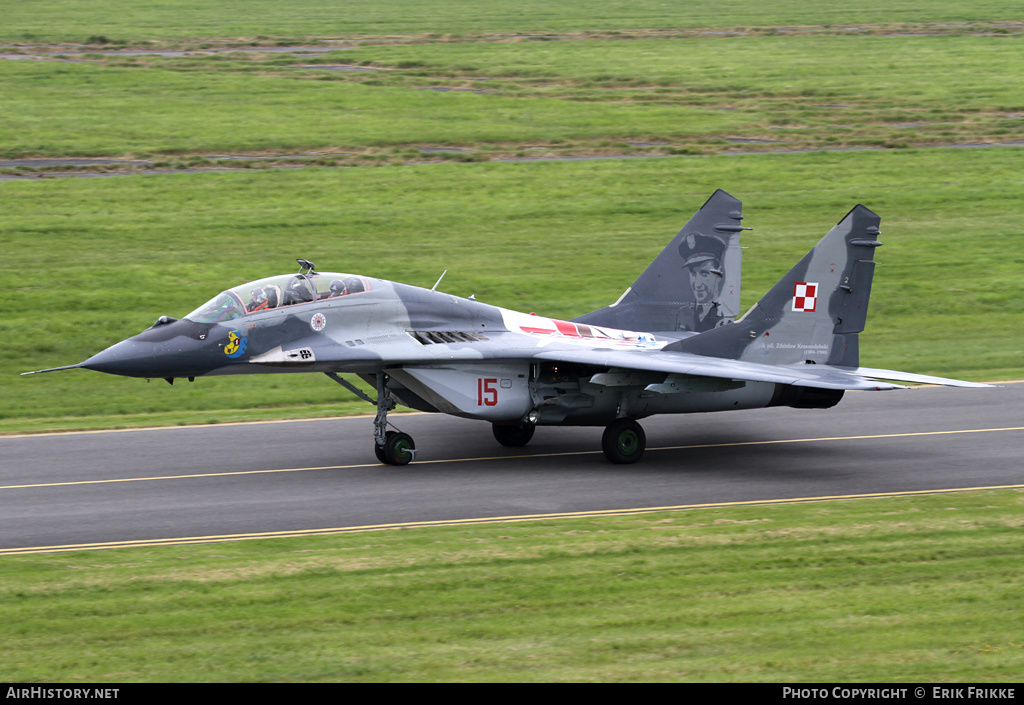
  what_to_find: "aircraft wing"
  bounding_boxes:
[278,319,988,392]
[525,344,991,391]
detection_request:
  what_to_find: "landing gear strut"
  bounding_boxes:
[602,418,646,464]
[325,371,416,465]
[372,373,415,465]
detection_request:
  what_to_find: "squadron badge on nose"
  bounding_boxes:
[224,329,248,358]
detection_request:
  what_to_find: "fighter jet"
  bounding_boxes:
[24,190,988,465]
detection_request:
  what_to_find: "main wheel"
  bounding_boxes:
[601,419,646,464]
[492,423,536,447]
[384,431,416,466]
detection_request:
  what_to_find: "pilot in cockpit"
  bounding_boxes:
[282,276,315,306]
[247,287,270,312]
[329,277,366,297]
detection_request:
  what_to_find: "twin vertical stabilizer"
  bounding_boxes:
[573,189,747,334]
[666,204,881,368]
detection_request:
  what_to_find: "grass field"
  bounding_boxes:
[4,32,1024,160]
[2,0,1023,683]
[3,1,1022,44]
[0,59,746,158]
[2,490,1022,682]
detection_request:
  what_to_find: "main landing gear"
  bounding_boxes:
[491,417,647,464]
[492,422,536,447]
[601,418,646,464]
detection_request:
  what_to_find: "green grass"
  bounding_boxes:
[0,60,745,158]
[4,148,1022,432]
[4,32,1024,159]
[2,490,1022,681]
[3,1,1022,44]
[331,32,1024,109]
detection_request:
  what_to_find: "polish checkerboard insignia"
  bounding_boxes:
[792,282,818,312]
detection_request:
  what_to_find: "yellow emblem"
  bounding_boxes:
[224,329,247,358]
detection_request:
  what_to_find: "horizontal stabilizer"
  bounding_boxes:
[840,367,994,388]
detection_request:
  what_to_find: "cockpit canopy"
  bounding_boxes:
[186,273,370,324]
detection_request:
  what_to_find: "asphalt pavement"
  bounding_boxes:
[2,383,1021,553]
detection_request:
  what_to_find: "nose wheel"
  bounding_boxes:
[375,430,416,466]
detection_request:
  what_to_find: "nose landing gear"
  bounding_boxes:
[371,373,417,465]
[326,371,417,466]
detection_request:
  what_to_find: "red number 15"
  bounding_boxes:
[477,378,498,406]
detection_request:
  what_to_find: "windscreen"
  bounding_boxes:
[185,291,245,323]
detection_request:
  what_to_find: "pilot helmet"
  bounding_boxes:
[329,279,346,297]
[343,276,365,294]
[250,287,267,305]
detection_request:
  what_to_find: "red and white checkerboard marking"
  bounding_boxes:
[792,282,818,312]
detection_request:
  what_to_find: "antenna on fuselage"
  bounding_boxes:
[431,269,448,291]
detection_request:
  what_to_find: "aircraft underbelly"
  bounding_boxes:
[388,363,533,422]
[541,379,779,426]
[619,380,777,417]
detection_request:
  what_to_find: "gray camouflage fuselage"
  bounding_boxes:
[79,273,786,426]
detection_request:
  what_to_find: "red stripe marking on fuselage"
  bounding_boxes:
[554,320,580,337]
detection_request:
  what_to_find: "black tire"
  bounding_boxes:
[601,419,646,464]
[492,423,536,447]
[374,430,398,464]
[384,431,415,466]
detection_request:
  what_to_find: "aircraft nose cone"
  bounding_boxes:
[80,339,160,377]
[79,321,221,379]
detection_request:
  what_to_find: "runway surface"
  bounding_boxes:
[2,383,1022,554]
